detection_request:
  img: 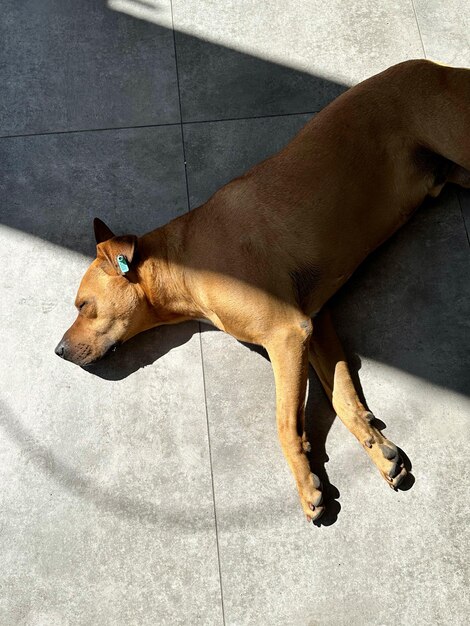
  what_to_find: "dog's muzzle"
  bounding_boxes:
[54,338,119,365]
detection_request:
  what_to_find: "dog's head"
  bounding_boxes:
[55,219,157,366]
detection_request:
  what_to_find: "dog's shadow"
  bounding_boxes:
[84,321,200,380]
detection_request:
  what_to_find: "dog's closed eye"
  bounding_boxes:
[75,298,97,319]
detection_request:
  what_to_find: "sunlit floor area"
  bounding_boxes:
[1,1,469,624]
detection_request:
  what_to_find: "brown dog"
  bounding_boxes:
[55,59,470,522]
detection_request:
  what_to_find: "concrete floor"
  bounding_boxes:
[1,1,469,624]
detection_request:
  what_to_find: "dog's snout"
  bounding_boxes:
[54,340,67,359]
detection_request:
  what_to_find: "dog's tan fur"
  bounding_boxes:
[56,60,470,521]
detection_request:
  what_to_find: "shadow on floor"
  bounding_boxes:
[0,0,468,528]
[0,399,215,531]
[1,1,468,397]
[0,3,346,256]
[85,321,199,380]
[242,339,415,527]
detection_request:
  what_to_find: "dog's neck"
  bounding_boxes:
[136,218,204,324]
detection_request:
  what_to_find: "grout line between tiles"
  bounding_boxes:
[0,122,181,141]
[182,109,317,126]
[170,2,226,624]
[410,0,427,57]
[0,111,319,141]
[197,325,227,626]
[169,15,191,216]
[456,191,470,250]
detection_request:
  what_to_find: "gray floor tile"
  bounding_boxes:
[184,114,311,209]
[172,0,423,121]
[414,0,470,66]
[200,322,470,625]
[0,0,179,135]
[175,34,345,123]
[2,1,470,624]
[0,125,188,257]
[0,123,224,622]
[0,235,223,625]
[190,118,470,625]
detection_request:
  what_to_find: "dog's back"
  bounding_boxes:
[183,59,470,316]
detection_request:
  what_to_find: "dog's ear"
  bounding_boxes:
[94,218,115,244]
[97,235,138,277]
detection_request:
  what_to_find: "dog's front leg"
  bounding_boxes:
[266,320,324,522]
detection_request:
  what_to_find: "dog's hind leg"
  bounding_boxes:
[265,318,325,522]
[308,308,408,489]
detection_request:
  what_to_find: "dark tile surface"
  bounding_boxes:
[332,188,470,397]
[0,0,179,135]
[184,114,311,208]
[175,33,346,122]
[0,125,187,256]
[458,189,470,248]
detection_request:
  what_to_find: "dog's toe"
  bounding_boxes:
[386,465,408,489]
[300,473,324,522]
[306,506,325,523]
[379,445,407,489]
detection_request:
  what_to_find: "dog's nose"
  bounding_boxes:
[54,341,66,358]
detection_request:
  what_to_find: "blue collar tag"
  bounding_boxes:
[116,254,130,274]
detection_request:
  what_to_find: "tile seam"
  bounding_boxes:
[456,191,470,250]
[182,110,317,126]
[0,121,181,140]
[170,1,226,624]
[0,111,319,141]
[410,0,427,57]
[197,326,227,626]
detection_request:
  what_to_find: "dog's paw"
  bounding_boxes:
[300,473,325,523]
[364,434,407,489]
